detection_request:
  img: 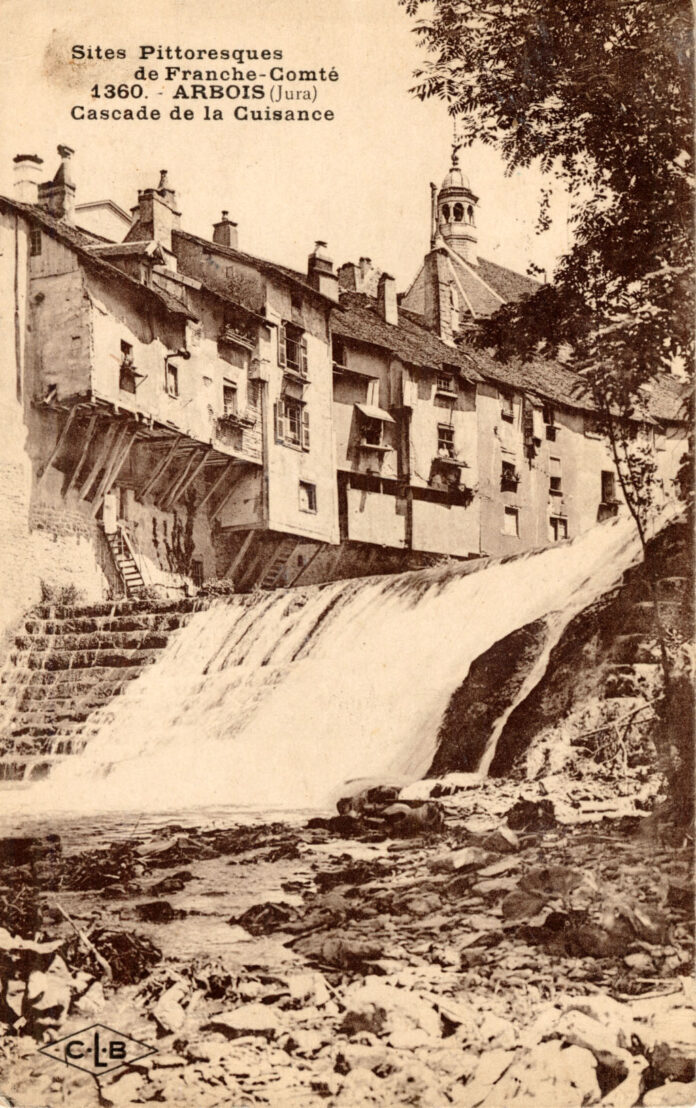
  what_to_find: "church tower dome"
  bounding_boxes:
[434,134,479,265]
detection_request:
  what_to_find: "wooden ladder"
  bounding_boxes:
[259,537,299,590]
[105,524,146,597]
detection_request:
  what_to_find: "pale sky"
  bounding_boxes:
[1,0,571,290]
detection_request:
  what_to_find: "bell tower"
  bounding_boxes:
[432,126,479,265]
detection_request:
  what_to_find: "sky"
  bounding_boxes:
[1,0,572,290]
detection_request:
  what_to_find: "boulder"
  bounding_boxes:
[643,1080,696,1106]
[207,1002,282,1040]
[340,978,442,1044]
[152,982,187,1033]
[650,1007,696,1083]
[482,826,520,854]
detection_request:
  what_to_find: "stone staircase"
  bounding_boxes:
[0,596,211,782]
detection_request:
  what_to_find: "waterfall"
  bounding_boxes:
[4,515,656,816]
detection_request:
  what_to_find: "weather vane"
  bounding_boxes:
[451,118,463,167]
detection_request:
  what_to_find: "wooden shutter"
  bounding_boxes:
[274,401,285,443]
[300,335,308,379]
[301,407,310,451]
[278,323,287,367]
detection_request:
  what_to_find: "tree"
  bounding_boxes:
[400,0,694,820]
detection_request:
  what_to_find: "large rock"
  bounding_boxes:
[207,1001,282,1040]
[465,1040,601,1108]
[643,1080,696,1106]
[650,1007,696,1083]
[340,977,442,1045]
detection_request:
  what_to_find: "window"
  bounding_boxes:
[437,424,455,457]
[549,456,562,494]
[275,398,309,450]
[550,516,568,542]
[29,228,42,257]
[119,342,138,394]
[436,372,456,396]
[442,203,450,221]
[223,380,238,416]
[601,470,617,503]
[298,481,317,513]
[542,404,557,440]
[166,362,179,398]
[453,202,464,222]
[362,417,383,447]
[279,322,308,377]
[467,205,475,224]
[332,337,346,371]
[501,459,519,492]
[503,506,519,537]
[500,393,514,422]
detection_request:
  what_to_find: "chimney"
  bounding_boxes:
[125,169,181,250]
[212,210,238,249]
[422,248,454,345]
[37,145,76,221]
[13,155,43,204]
[377,272,398,326]
[338,262,358,291]
[307,240,338,301]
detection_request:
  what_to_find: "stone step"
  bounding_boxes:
[31,596,208,621]
[8,648,160,672]
[14,630,171,653]
[24,611,192,636]
[0,665,145,690]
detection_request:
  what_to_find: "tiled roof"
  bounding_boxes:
[336,292,689,425]
[0,196,195,321]
[476,257,541,304]
[173,229,339,305]
[332,292,483,383]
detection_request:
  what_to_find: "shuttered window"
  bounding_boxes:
[274,399,310,451]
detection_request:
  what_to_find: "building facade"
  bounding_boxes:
[0,145,688,626]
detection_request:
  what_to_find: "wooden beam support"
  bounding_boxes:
[65,412,98,494]
[157,450,197,510]
[286,541,325,588]
[90,423,130,512]
[210,467,245,522]
[168,447,213,508]
[38,406,77,479]
[90,426,138,517]
[79,423,118,500]
[197,460,236,513]
[139,435,181,500]
[225,529,257,582]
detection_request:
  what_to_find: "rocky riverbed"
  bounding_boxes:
[0,776,694,1108]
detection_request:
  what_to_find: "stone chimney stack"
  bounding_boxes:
[37,145,76,221]
[125,169,181,251]
[13,155,43,204]
[212,211,238,249]
[307,240,338,301]
[377,272,398,326]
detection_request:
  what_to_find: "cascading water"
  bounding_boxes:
[3,515,658,817]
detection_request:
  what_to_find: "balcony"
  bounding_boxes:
[216,410,257,433]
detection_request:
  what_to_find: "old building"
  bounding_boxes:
[0,145,688,622]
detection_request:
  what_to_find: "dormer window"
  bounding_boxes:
[436,372,457,397]
[279,322,308,378]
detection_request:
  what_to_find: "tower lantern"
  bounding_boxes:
[436,127,479,265]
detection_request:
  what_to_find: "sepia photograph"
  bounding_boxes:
[0,0,693,1105]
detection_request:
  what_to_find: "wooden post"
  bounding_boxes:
[157,450,197,509]
[140,435,180,499]
[91,426,138,517]
[38,406,77,478]
[89,423,130,513]
[286,541,325,587]
[197,460,236,513]
[225,529,256,582]
[210,467,245,522]
[79,423,118,500]
[66,412,98,494]
[168,447,213,508]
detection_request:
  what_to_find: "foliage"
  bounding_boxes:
[39,580,85,607]
[400,0,694,499]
